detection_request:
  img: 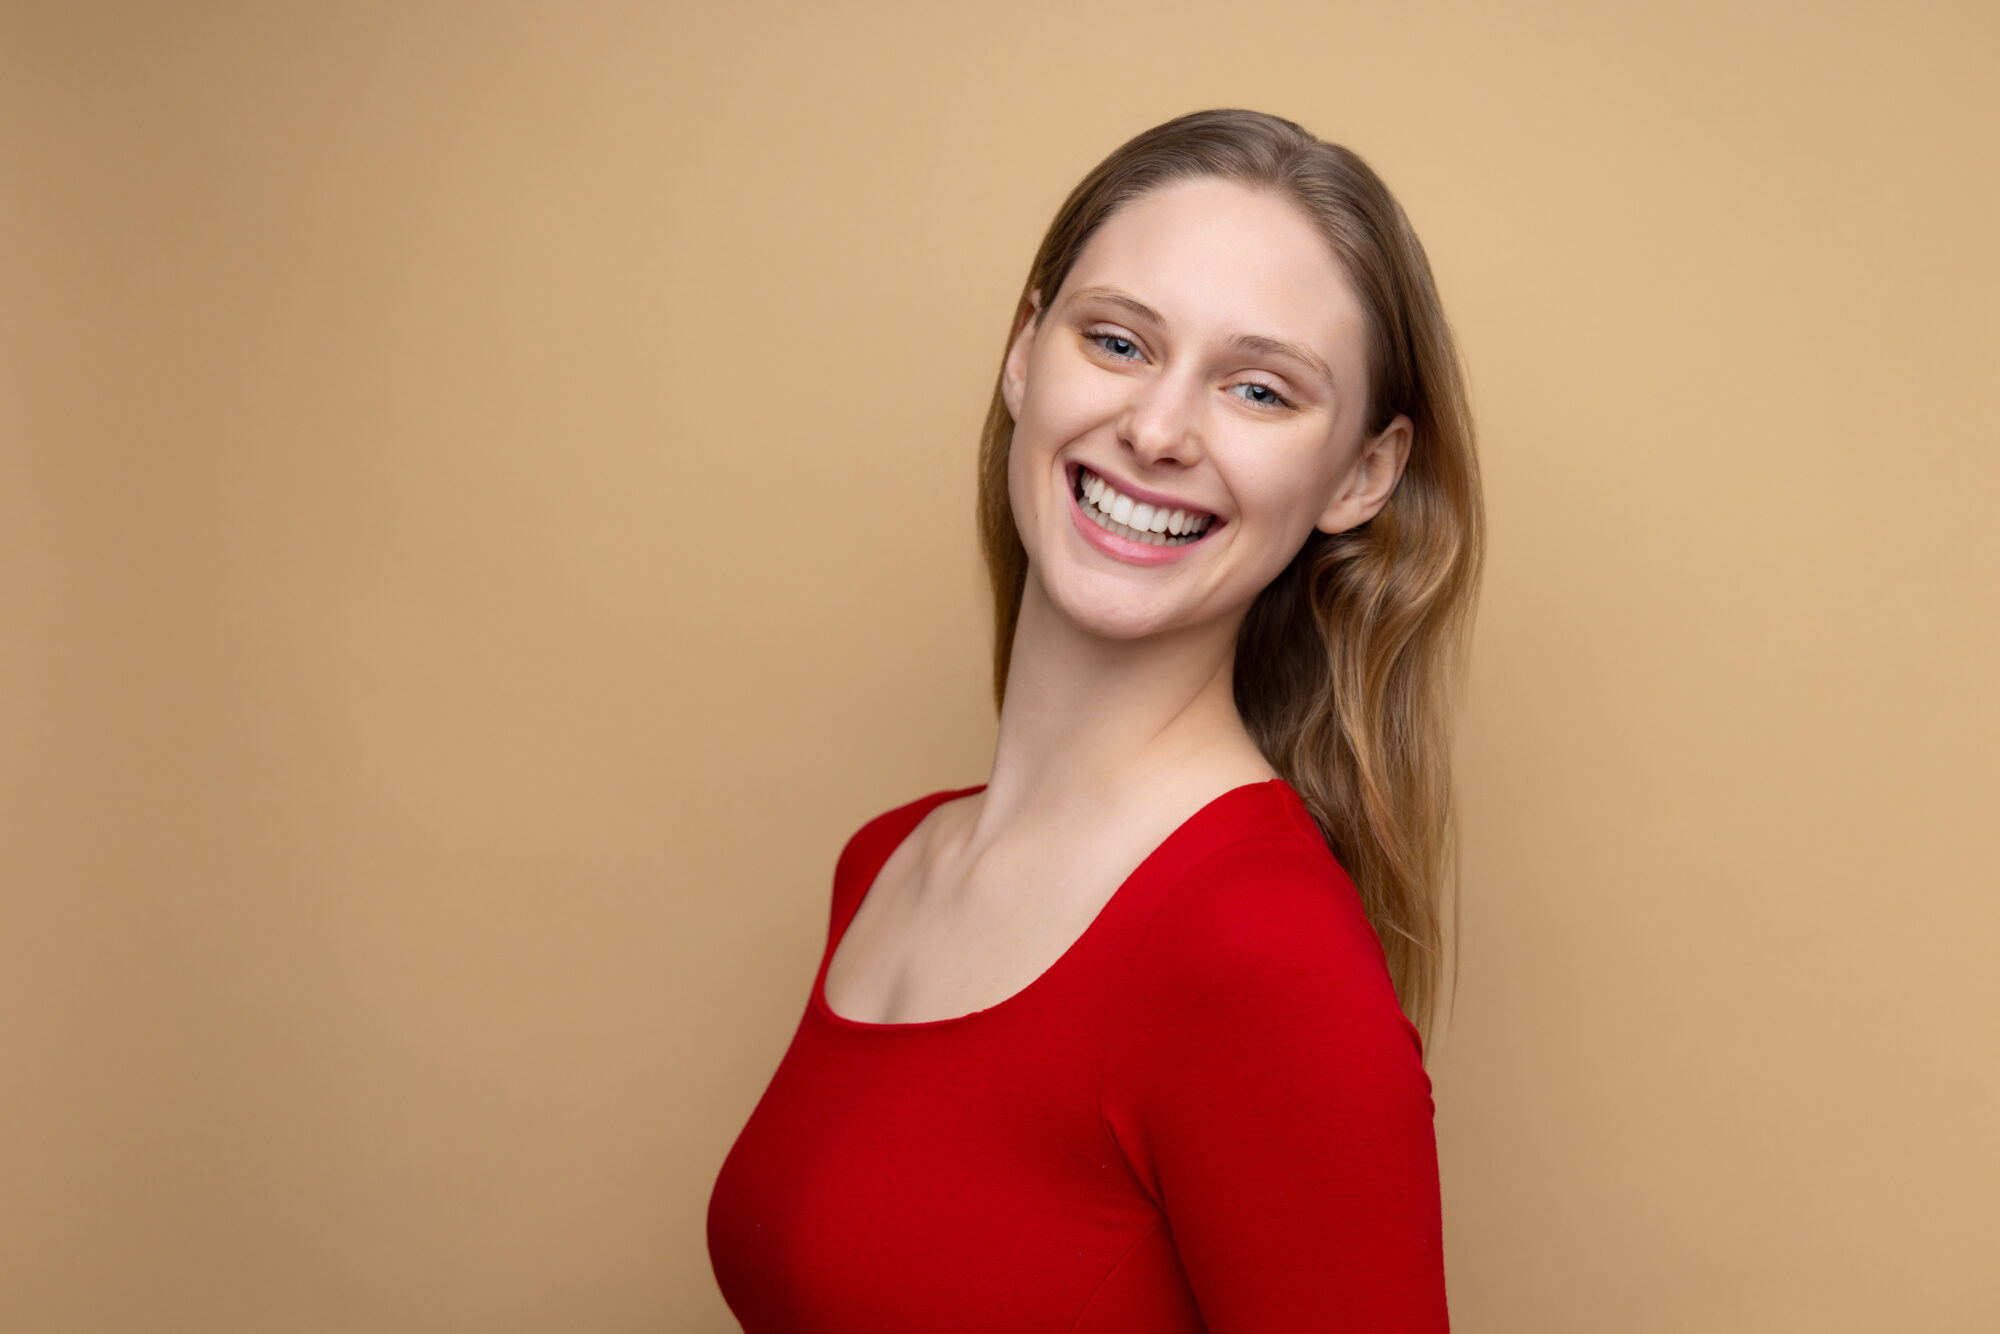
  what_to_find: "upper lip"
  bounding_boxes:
[1069,461,1220,521]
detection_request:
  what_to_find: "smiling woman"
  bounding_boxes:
[709,108,1484,1332]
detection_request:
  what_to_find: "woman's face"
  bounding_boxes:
[1001,175,1412,643]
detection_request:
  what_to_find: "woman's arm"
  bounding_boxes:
[1101,835,1450,1332]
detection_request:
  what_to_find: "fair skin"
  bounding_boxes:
[823,175,1413,1026]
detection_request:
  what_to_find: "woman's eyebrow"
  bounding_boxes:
[1066,284,1335,392]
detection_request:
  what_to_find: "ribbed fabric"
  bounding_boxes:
[707,779,1448,1332]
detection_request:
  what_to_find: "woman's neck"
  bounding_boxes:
[978,570,1277,830]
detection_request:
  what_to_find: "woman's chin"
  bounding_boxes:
[1035,572,1213,643]
[1071,609,1177,642]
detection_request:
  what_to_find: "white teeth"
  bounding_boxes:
[1075,466,1214,546]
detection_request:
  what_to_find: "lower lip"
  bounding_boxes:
[1065,466,1220,568]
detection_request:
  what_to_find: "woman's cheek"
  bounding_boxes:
[1040,358,1106,431]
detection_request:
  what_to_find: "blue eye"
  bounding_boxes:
[1233,382,1295,410]
[1088,332,1141,360]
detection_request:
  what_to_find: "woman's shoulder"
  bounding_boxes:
[1132,779,1410,1033]
[1102,780,1431,1169]
[1169,780,1371,927]
[828,782,986,896]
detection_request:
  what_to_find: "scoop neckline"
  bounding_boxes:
[811,777,1290,1033]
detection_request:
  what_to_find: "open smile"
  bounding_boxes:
[1064,461,1225,566]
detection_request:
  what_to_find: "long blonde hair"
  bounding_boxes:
[974,109,1485,1047]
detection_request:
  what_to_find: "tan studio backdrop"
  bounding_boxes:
[3,1,1995,1330]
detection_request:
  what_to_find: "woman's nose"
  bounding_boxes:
[1117,367,1205,468]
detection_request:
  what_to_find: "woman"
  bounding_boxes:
[708,108,1483,1332]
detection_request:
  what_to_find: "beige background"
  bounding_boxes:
[3,1,1995,1330]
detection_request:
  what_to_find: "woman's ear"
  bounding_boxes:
[1001,289,1043,421]
[1316,413,1414,535]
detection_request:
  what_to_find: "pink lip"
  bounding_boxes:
[1064,461,1224,568]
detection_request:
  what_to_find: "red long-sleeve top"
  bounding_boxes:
[706,778,1449,1332]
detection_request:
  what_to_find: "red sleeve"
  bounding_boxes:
[1100,834,1450,1332]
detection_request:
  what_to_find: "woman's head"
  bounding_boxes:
[974,109,1484,1044]
[998,174,1413,644]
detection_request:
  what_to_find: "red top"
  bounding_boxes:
[706,778,1449,1332]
